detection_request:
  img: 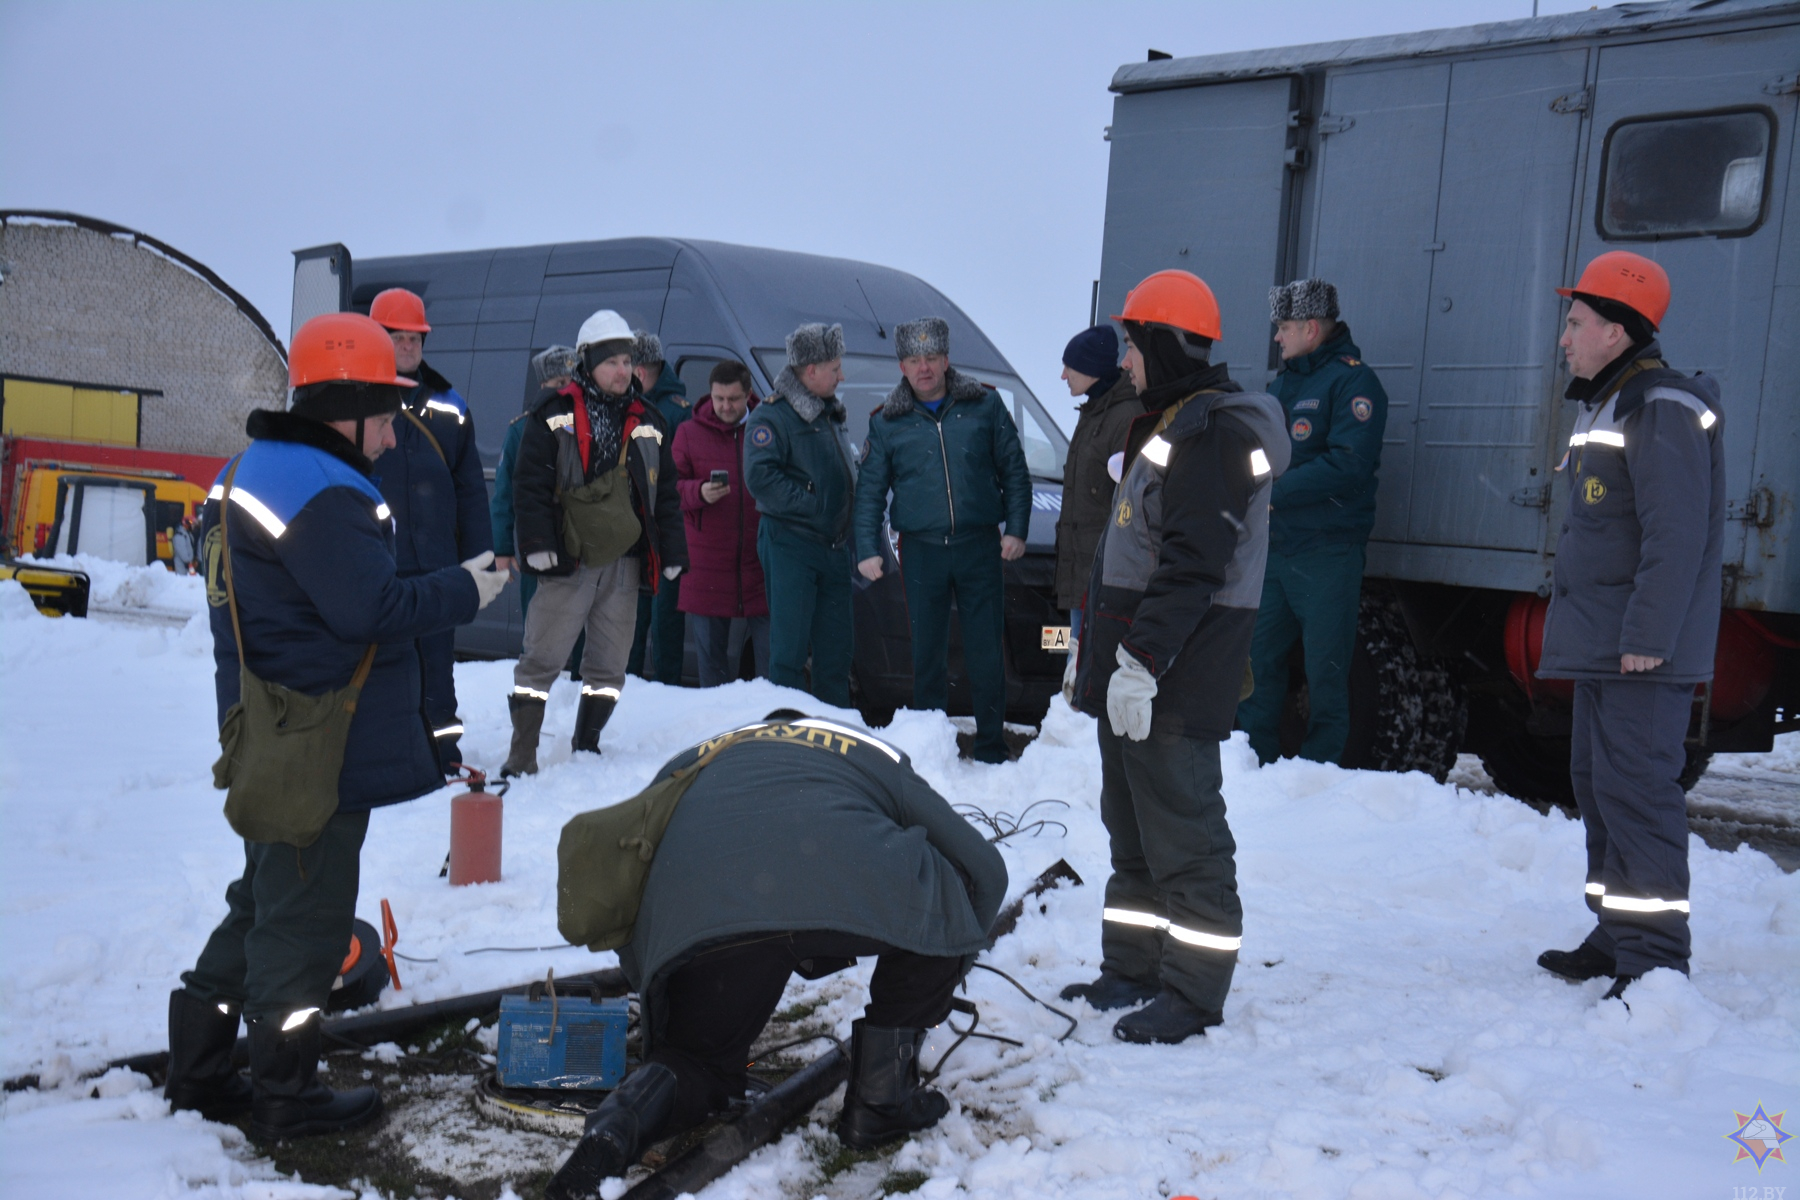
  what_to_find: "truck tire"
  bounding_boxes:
[1340,589,1467,781]
[1475,699,1713,810]
[1276,588,1466,781]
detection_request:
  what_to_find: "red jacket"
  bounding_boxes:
[672,397,767,618]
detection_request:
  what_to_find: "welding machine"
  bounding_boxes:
[496,978,629,1090]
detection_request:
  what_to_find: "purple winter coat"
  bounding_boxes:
[672,396,768,618]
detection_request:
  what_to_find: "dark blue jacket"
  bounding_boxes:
[202,411,480,813]
[743,367,857,548]
[1538,343,1725,684]
[642,361,692,436]
[853,367,1032,560]
[1268,325,1388,554]
[378,362,493,576]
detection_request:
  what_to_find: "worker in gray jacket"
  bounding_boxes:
[546,709,1006,1198]
[1534,252,1725,1002]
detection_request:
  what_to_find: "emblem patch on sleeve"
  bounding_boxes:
[1291,417,1313,441]
[1351,397,1373,422]
[750,425,773,447]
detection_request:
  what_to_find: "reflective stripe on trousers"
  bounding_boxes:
[1103,906,1242,952]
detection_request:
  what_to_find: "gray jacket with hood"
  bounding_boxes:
[1537,342,1725,683]
[1071,374,1290,738]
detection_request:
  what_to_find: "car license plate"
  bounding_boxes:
[1041,625,1071,652]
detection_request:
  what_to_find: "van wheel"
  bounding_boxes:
[1341,588,1466,781]
[1277,588,1466,781]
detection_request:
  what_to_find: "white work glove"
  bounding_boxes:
[662,565,682,581]
[1106,645,1157,741]
[1061,637,1080,704]
[460,551,507,610]
[526,550,558,572]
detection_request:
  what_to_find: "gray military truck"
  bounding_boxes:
[1098,0,1799,800]
[288,238,1072,724]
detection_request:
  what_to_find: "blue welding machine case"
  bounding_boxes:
[496,980,630,1090]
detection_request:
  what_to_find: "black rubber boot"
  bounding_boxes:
[163,989,252,1119]
[1538,943,1617,983]
[1059,970,1159,1012]
[836,1021,950,1150]
[571,692,617,755]
[545,1063,679,1200]
[1112,988,1222,1045]
[501,694,545,778]
[247,1011,382,1142]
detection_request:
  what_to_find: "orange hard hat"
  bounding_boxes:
[1113,270,1223,342]
[1556,251,1670,329]
[289,313,419,389]
[368,288,431,333]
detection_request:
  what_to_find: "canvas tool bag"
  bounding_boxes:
[558,433,641,568]
[557,726,764,951]
[210,456,376,847]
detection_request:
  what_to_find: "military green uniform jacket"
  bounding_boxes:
[742,367,857,547]
[618,718,1008,1045]
[853,368,1033,561]
[1269,325,1388,554]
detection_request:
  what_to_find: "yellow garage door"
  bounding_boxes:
[2,378,139,446]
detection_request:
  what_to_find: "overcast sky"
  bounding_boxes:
[2,0,1596,430]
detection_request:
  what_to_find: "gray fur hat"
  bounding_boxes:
[1269,278,1340,323]
[894,316,950,360]
[531,345,579,386]
[630,329,665,366]
[786,322,846,369]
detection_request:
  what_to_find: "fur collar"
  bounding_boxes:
[772,366,845,424]
[245,409,375,476]
[880,367,988,419]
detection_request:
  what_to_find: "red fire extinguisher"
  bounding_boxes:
[442,766,505,886]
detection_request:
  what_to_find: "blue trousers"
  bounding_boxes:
[1572,678,1693,976]
[1238,543,1365,765]
[757,522,853,709]
[901,529,1007,762]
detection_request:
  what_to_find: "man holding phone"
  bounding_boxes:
[672,361,770,685]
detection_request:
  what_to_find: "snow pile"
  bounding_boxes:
[2,605,1796,1198]
[24,551,208,623]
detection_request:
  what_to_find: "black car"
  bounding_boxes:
[292,237,1072,724]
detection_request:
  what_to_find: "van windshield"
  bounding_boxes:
[753,351,1069,482]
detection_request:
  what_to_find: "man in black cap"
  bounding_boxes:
[853,317,1032,762]
[1053,324,1142,701]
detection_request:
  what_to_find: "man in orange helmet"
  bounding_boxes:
[1063,271,1290,1044]
[369,288,495,774]
[1534,252,1725,1001]
[165,314,506,1139]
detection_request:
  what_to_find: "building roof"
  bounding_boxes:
[1110,0,1800,94]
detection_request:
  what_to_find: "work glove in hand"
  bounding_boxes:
[526,550,558,572]
[460,551,507,610]
[662,565,682,581]
[1061,637,1080,704]
[1107,645,1157,741]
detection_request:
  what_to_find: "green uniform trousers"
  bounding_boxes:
[181,810,369,1020]
[901,529,1007,762]
[1097,722,1241,1014]
[757,521,853,709]
[628,574,685,685]
[1237,542,1366,765]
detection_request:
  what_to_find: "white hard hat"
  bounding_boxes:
[576,309,632,352]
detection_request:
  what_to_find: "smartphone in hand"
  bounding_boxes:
[709,470,730,486]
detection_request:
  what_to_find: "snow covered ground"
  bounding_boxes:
[2,562,1796,1199]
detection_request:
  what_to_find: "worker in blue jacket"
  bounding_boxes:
[627,330,692,685]
[854,317,1031,762]
[1534,252,1724,1002]
[1237,280,1388,766]
[370,288,495,774]
[164,314,506,1141]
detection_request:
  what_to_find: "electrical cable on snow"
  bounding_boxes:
[954,798,1071,843]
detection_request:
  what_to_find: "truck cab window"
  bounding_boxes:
[1599,107,1773,239]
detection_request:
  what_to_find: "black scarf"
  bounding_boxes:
[1565,339,1661,407]
[578,377,633,466]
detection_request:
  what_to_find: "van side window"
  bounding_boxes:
[675,356,725,402]
[1598,107,1774,239]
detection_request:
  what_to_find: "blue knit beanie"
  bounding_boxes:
[1063,325,1119,378]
